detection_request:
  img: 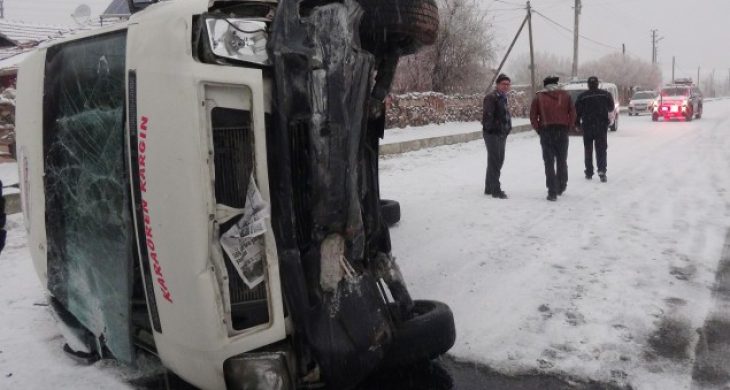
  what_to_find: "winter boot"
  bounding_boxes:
[492,190,508,199]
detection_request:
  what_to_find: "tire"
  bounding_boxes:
[381,300,456,368]
[686,107,693,122]
[696,105,702,119]
[380,199,401,227]
[357,0,439,55]
[652,113,658,122]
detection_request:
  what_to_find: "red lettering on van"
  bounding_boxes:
[137,116,173,304]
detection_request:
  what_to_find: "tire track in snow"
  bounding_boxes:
[691,228,730,389]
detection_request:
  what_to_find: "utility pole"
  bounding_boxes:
[488,11,530,87]
[698,66,700,85]
[650,29,663,64]
[0,0,4,19]
[572,0,581,78]
[651,30,656,63]
[672,56,675,83]
[622,43,625,57]
[527,1,536,96]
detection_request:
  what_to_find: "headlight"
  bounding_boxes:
[206,17,269,65]
[224,352,293,389]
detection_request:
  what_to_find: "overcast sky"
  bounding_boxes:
[3,0,728,85]
[3,0,112,25]
[488,0,730,84]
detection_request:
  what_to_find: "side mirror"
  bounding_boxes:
[127,0,158,14]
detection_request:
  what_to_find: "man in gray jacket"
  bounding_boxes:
[482,74,512,199]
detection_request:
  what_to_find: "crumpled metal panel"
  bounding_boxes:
[267,0,393,388]
[42,31,134,362]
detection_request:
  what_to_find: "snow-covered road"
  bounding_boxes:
[2,101,730,389]
[380,100,730,389]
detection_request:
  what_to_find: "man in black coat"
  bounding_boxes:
[482,74,512,199]
[575,76,615,182]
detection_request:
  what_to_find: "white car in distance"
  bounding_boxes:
[628,90,658,116]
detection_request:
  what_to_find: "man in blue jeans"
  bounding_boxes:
[482,74,512,199]
[575,76,615,182]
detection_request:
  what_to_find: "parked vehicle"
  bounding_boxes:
[562,80,621,132]
[628,90,657,116]
[652,80,703,122]
[15,1,454,389]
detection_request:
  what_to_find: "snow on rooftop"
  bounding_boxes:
[0,19,73,44]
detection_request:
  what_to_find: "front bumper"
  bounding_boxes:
[629,105,652,114]
[655,105,688,117]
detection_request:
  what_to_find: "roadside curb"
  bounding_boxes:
[380,123,533,156]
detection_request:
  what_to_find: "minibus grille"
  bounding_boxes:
[212,108,254,209]
[211,107,269,330]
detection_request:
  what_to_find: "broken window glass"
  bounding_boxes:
[42,31,134,362]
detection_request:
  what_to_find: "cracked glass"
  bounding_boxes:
[42,31,134,362]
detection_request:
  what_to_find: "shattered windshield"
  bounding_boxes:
[42,31,133,362]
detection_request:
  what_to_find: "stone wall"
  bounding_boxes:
[385,91,530,129]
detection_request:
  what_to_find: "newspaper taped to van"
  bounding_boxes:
[220,175,269,289]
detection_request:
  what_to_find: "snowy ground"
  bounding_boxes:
[2,101,730,389]
[381,101,730,389]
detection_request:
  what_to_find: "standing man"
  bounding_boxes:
[529,76,576,201]
[482,74,512,199]
[575,76,615,182]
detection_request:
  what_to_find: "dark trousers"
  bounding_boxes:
[539,125,569,195]
[583,127,608,176]
[483,132,507,193]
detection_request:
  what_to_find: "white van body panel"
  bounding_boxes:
[126,1,286,388]
[17,0,287,388]
[16,49,48,287]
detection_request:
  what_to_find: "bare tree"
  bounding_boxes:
[507,51,572,86]
[580,53,662,103]
[392,0,496,94]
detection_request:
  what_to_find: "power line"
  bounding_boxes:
[532,9,620,50]
[489,7,527,12]
[536,11,604,55]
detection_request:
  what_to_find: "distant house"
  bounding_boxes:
[0,0,129,161]
[0,19,73,46]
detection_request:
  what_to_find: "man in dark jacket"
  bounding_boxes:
[575,76,615,182]
[530,76,576,201]
[482,74,512,199]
